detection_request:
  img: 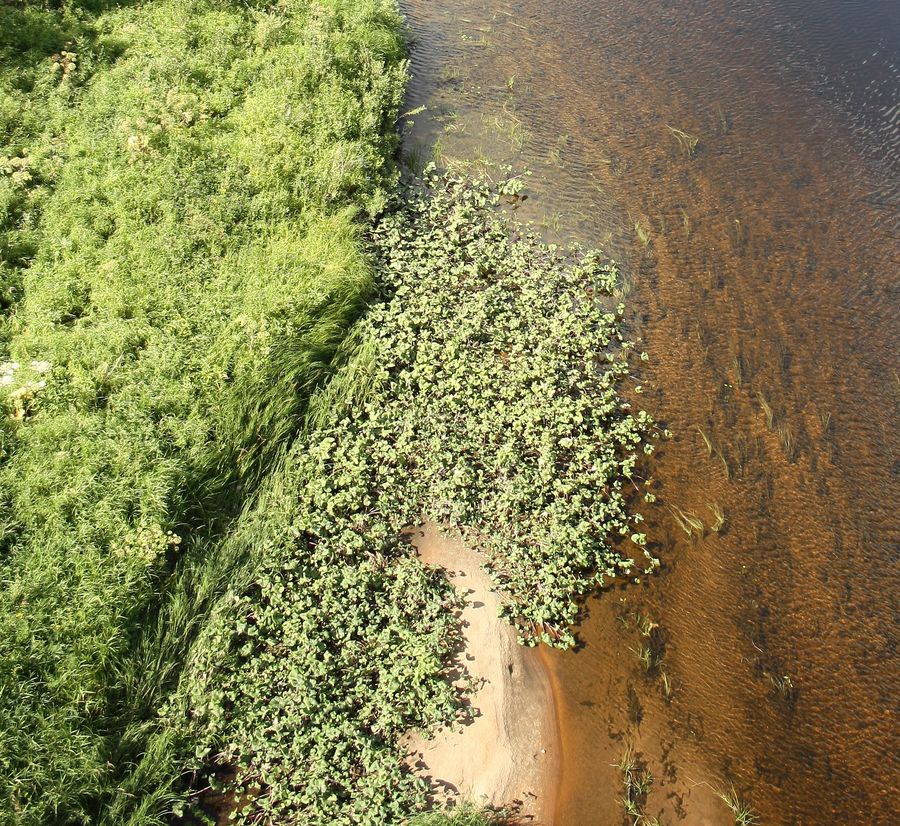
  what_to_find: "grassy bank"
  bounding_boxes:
[0,0,406,822]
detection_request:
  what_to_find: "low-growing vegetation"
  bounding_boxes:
[410,803,500,825]
[0,0,406,821]
[179,170,656,822]
[615,746,658,826]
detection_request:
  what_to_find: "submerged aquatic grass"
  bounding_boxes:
[757,391,775,429]
[635,220,652,248]
[707,502,726,532]
[668,504,704,540]
[666,124,700,158]
[614,746,657,826]
[716,785,759,826]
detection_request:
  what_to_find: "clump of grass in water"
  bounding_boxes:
[630,609,667,682]
[697,426,714,456]
[632,642,658,672]
[659,669,674,702]
[615,747,659,826]
[668,504,705,540]
[614,271,634,301]
[715,104,732,134]
[707,502,726,533]
[765,670,795,702]
[666,124,700,158]
[731,355,744,388]
[778,422,796,461]
[635,220,651,248]
[634,610,659,638]
[716,785,759,826]
[757,391,775,429]
[548,133,570,167]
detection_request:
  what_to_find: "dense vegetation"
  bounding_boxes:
[178,170,656,823]
[0,0,406,822]
[1,2,653,824]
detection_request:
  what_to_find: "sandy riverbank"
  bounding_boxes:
[402,522,560,823]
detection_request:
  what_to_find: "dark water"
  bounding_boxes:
[399,0,900,823]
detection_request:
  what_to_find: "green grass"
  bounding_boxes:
[716,785,759,826]
[410,803,499,825]
[614,746,657,826]
[0,0,406,822]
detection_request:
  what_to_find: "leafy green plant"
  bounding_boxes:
[1,3,657,822]
[183,168,657,822]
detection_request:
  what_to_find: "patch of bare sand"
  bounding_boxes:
[402,522,559,823]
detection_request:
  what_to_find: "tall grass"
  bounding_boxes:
[0,0,407,822]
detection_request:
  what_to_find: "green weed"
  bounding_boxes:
[0,4,657,822]
[182,169,657,821]
[716,785,759,826]
[411,802,501,825]
[614,747,657,826]
[666,125,700,158]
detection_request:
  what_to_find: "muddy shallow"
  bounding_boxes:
[399,0,900,823]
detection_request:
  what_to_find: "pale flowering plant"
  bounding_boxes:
[0,359,52,421]
[0,361,18,387]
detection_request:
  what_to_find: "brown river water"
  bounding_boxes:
[398,1,899,824]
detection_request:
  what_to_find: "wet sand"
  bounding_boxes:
[403,523,559,823]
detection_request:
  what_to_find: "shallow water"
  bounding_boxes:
[399,0,899,823]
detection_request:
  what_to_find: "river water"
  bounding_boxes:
[399,0,899,823]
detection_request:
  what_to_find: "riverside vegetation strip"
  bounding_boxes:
[179,170,658,823]
[0,2,655,825]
